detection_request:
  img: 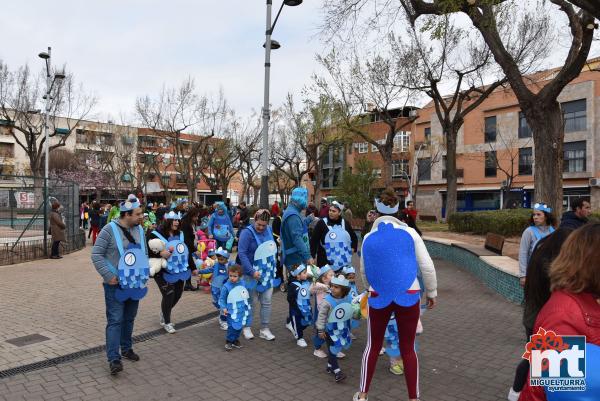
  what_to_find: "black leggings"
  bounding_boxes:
[512,327,534,392]
[154,275,185,324]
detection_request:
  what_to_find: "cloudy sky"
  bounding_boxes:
[2,0,326,123]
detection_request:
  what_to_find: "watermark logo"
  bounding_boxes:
[522,328,586,392]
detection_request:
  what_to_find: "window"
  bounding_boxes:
[393,131,410,153]
[563,141,586,173]
[176,175,187,184]
[372,169,382,178]
[392,160,409,178]
[518,112,532,138]
[122,135,135,145]
[357,143,368,154]
[424,127,431,143]
[518,148,533,175]
[562,99,586,133]
[332,167,342,187]
[0,143,14,158]
[485,151,497,177]
[484,116,497,143]
[321,168,331,188]
[417,158,431,181]
[121,174,132,182]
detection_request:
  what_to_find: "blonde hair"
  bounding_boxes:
[549,223,600,295]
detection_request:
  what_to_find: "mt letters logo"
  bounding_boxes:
[523,328,586,392]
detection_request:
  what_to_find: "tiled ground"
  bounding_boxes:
[0,252,526,401]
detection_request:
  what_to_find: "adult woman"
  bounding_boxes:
[88,202,102,245]
[354,188,437,401]
[310,201,358,271]
[207,201,234,250]
[147,211,190,334]
[518,203,556,287]
[180,208,201,291]
[236,209,278,341]
[520,223,600,401]
[49,201,66,259]
[508,228,573,401]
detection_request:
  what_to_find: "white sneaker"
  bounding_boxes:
[285,321,297,339]
[219,321,228,331]
[507,388,520,401]
[296,338,307,348]
[164,323,176,334]
[259,328,275,341]
[243,327,254,340]
[159,312,165,327]
[313,349,327,358]
[337,351,346,359]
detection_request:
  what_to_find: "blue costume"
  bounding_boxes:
[384,313,401,358]
[281,187,310,267]
[219,280,251,342]
[293,280,312,326]
[322,218,353,272]
[151,230,191,283]
[108,222,150,302]
[198,260,231,322]
[324,294,354,355]
[208,202,234,248]
[243,225,277,293]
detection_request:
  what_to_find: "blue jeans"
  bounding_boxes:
[246,280,273,328]
[103,283,139,362]
[226,324,241,342]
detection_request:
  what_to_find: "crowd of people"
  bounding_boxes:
[89,189,436,401]
[87,189,598,401]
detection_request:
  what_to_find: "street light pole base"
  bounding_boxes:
[259,175,270,209]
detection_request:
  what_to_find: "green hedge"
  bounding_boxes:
[448,209,532,237]
[590,211,600,222]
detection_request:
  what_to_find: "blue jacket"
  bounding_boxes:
[236,226,272,277]
[207,212,234,242]
[198,261,231,290]
[281,205,310,266]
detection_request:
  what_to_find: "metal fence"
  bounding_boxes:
[0,175,85,266]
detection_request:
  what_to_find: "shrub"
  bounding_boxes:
[590,211,600,222]
[448,209,532,237]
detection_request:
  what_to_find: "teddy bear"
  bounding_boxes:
[148,238,167,276]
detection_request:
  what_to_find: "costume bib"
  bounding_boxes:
[213,223,230,242]
[226,284,251,330]
[109,223,150,302]
[211,264,229,289]
[246,226,277,292]
[323,218,352,271]
[152,231,190,283]
[294,281,313,326]
[325,295,353,354]
[362,216,419,309]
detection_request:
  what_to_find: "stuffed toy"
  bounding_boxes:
[148,238,167,277]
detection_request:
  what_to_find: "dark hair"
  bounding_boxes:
[228,264,242,276]
[570,197,589,212]
[378,187,399,217]
[523,228,574,331]
[407,201,414,206]
[119,210,133,218]
[181,207,200,227]
[332,285,350,298]
[529,211,556,227]
[550,223,600,296]
[158,218,180,236]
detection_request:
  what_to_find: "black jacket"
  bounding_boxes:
[238,207,250,227]
[310,217,358,267]
[180,221,197,271]
[558,211,588,231]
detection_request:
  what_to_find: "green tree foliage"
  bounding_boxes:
[332,158,378,219]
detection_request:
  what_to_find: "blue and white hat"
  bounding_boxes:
[318,265,333,278]
[342,265,356,275]
[331,275,350,287]
[533,202,552,213]
[375,197,399,215]
[292,264,308,277]
[215,247,229,259]
[330,201,344,211]
[120,194,141,212]
[207,249,216,257]
[163,211,182,220]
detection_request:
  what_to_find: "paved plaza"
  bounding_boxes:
[0,244,525,401]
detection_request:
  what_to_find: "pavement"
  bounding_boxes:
[0,240,526,401]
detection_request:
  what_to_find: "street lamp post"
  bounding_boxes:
[38,47,65,256]
[259,0,302,209]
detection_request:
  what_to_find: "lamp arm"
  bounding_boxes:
[270,1,286,34]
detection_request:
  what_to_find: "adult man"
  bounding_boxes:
[559,197,592,230]
[236,209,278,341]
[238,202,250,229]
[318,198,329,218]
[401,200,422,236]
[91,194,150,375]
[49,201,66,259]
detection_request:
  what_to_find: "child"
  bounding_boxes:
[286,264,312,347]
[218,264,251,351]
[383,313,405,375]
[312,265,334,358]
[197,247,231,330]
[315,275,356,383]
[342,265,360,337]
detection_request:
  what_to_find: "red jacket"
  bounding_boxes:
[519,291,600,401]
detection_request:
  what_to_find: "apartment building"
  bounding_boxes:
[413,58,600,220]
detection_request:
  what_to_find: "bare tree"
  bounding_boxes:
[0,61,96,179]
[311,48,418,188]
[235,119,262,204]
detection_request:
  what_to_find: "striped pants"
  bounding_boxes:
[360,301,420,399]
